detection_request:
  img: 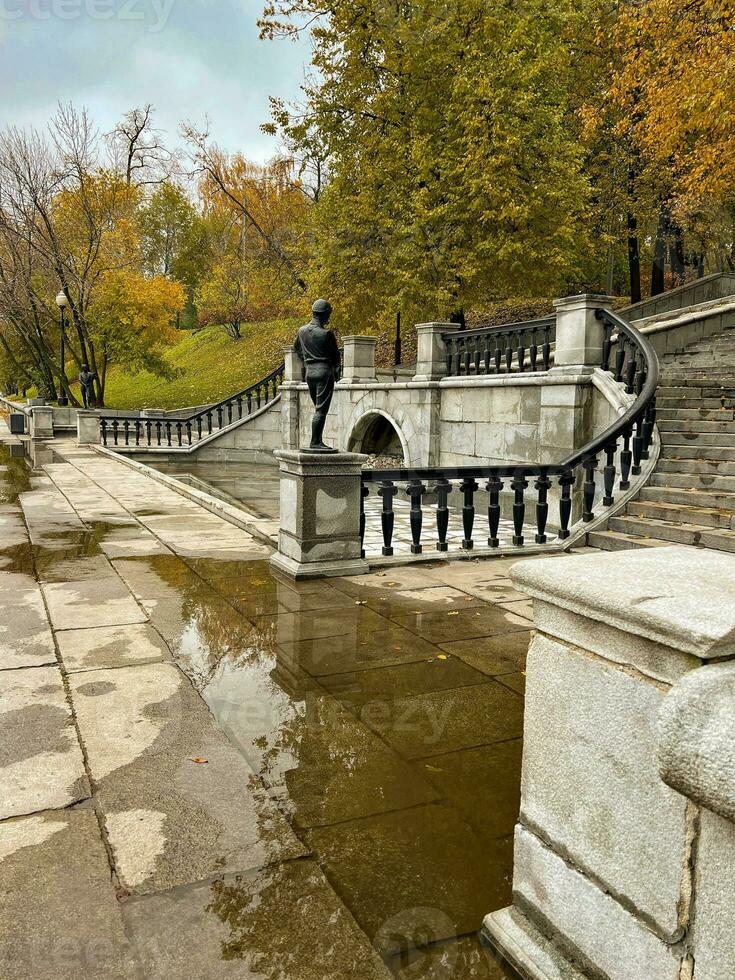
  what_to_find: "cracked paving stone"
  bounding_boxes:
[41,578,147,630]
[121,859,392,979]
[0,809,138,979]
[0,574,56,670]
[68,663,305,894]
[56,623,171,672]
[0,666,89,819]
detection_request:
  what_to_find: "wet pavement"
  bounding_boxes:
[0,426,596,978]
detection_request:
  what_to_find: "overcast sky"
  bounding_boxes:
[0,0,310,160]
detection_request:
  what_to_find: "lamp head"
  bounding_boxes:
[55,291,69,310]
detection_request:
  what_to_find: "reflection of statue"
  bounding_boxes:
[79,364,97,409]
[294,299,340,452]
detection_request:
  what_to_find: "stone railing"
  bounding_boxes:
[484,545,735,980]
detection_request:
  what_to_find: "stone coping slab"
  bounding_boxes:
[511,545,735,659]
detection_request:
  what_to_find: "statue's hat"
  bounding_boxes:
[311,299,332,316]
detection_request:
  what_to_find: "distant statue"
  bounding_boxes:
[294,299,340,452]
[79,364,97,409]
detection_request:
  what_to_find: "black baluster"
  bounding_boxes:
[619,426,632,489]
[530,329,538,372]
[542,324,551,371]
[614,336,626,383]
[601,320,613,373]
[445,338,453,377]
[582,456,597,522]
[494,337,502,374]
[517,331,525,372]
[217,406,223,428]
[360,483,368,559]
[632,416,644,475]
[454,338,462,377]
[641,397,656,459]
[435,478,450,551]
[206,412,212,435]
[511,472,528,545]
[123,420,129,446]
[134,422,141,446]
[237,396,243,419]
[483,337,491,374]
[186,421,192,446]
[625,343,637,394]
[176,422,183,447]
[378,481,398,556]
[101,419,108,446]
[196,418,202,440]
[146,420,152,446]
[247,392,253,414]
[227,401,233,424]
[535,474,551,543]
[558,471,574,539]
[486,476,503,548]
[505,334,513,373]
[256,386,262,408]
[407,480,426,555]
[460,477,478,549]
[603,441,617,506]
[165,421,172,447]
[112,419,119,446]
[156,421,162,445]
[463,339,471,376]
[473,338,481,375]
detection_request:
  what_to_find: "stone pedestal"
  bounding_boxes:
[270,449,369,580]
[77,411,100,445]
[413,322,458,382]
[484,546,735,980]
[340,336,377,384]
[553,293,614,367]
[29,405,53,440]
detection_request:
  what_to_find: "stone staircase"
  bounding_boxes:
[589,326,735,554]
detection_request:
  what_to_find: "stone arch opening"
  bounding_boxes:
[348,411,407,466]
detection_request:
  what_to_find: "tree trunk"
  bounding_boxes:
[669,220,686,285]
[627,212,641,304]
[651,206,667,296]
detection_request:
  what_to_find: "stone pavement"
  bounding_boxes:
[0,427,593,979]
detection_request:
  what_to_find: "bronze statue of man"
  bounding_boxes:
[294,299,341,452]
[79,364,97,409]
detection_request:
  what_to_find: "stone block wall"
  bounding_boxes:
[195,398,282,465]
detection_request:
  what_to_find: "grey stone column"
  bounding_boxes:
[270,449,369,579]
[412,322,458,382]
[29,406,53,439]
[340,336,377,384]
[553,293,615,368]
[484,546,735,980]
[77,411,101,445]
[280,346,302,450]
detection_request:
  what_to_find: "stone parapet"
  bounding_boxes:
[413,322,458,382]
[553,293,614,367]
[340,336,378,384]
[270,449,369,580]
[484,545,735,980]
[29,405,53,440]
[77,411,101,445]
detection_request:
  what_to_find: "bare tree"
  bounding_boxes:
[107,104,175,186]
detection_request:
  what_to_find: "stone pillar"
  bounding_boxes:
[280,346,302,450]
[77,411,101,445]
[270,449,369,579]
[29,405,53,439]
[412,322,458,382]
[484,546,735,980]
[340,336,377,384]
[553,293,615,368]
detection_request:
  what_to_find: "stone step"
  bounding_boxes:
[662,444,735,462]
[610,515,713,546]
[660,376,735,387]
[627,498,734,529]
[657,457,735,477]
[585,529,671,552]
[657,398,732,411]
[651,471,735,492]
[660,430,735,447]
[640,484,735,510]
[657,419,735,433]
[656,408,735,421]
[656,386,702,399]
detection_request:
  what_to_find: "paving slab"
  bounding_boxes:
[308,804,513,956]
[68,663,305,893]
[122,859,392,979]
[439,631,532,677]
[387,934,518,979]
[0,809,139,979]
[0,573,56,669]
[42,578,147,630]
[0,666,89,819]
[276,624,443,676]
[56,623,171,672]
[384,604,532,643]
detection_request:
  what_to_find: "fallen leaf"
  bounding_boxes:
[355,600,366,605]
[190,758,209,764]
[447,611,460,616]
[425,764,444,772]
[437,654,449,661]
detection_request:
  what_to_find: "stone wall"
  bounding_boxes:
[194,398,282,464]
[484,546,735,980]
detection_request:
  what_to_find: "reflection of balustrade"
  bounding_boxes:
[98,363,285,448]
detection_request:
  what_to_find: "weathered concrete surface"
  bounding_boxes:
[56,623,171,672]
[0,666,89,819]
[68,663,305,893]
[0,572,55,669]
[692,809,735,980]
[42,577,147,630]
[0,810,138,979]
[658,659,735,823]
[122,860,393,979]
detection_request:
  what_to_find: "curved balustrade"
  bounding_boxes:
[99,363,285,449]
[442,316,555,378]
[360,309,658,557]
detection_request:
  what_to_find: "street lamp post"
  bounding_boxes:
[55,291,69,406]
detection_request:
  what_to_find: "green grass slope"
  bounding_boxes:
[103,317,302,410]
